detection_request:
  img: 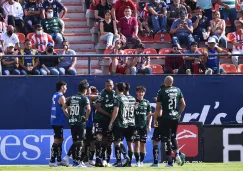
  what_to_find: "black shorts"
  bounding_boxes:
[94,120,110,136]
[85,127,95,142]
[52,125,63,139]
[114,126,135,142]
[158,118,179,141]
[152,127,161,141]
[134,127,147,143]
[70,125,86,142]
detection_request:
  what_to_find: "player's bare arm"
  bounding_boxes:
[147,112,152,132]
[62,104,70,118]
[94,103,112,117]
[108,106,119,130]
[154,102,162,127]
[85,104,91,121]
[179,98,186,115]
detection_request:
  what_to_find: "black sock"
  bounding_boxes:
[50,143,58,163]
[140,152,145,162]
[95,141,102,160]
[153,145,159,164]
[90,151,95,161]
[101,144,107,160]
[57,143,62,162]
[106,145,112,163]
[76,142,83,162]
[120,143,128,158]
[128,151,133,164]
[71,143,77,161]
[67,143,75,157]
[115,145,121,163]
[80,152,86,162]
[85,145,90,162]
[134,152,140,163]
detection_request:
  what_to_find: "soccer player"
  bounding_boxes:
[49,81,68,167]
[93,79,115,167]
[154,76,186,167]
[62,80,91,167]
[134,86,152,167]
[108,82,134,167]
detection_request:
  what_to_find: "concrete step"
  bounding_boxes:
[64,33,92,42]
[65,11,85,18]
[75,50,96,55]
[62,0,84,3]
[65,26,90,33]
[63,3,83,12]
[77,58,100,65]
[63,18,87,27]
[69,41,95,50]
[76,65,102,75]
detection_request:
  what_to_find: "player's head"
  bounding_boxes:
[56,81,67,93]
[78,79,89,94]
[116,82,126,93]
[136,86,146,99]
[105,79,114,92]
[89,86,99,95]
[164,76,174,86]
[124,82,130,94]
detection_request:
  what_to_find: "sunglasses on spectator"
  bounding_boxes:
[116,42,122,44]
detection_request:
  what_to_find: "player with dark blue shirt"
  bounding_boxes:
[49,81,68,167]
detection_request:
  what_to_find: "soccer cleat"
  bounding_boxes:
[176,154,182,166]
[95,160,104,167]
[106,163,112,167]
[136,162,140,167]
[115,162,123,167]
[102,160,108,167]
[180,153,186,166]
[76,162,87,168]
[72,161,79,167]
[85,162,95,167]
[122,157,130,167]
[165,163,173,167]
[151,163,159,167]
[49,162,58,167]
[140,162,144,167]
[89,160,95,166]
[112,162,118,167]
[61,156,69,167]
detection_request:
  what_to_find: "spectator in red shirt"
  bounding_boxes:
[164,44,185,74]
[118,6,141,47]
[111,0,137,22]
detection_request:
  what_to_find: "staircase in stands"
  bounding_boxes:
[61,0,100,75]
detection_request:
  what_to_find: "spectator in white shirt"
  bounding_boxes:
[3,0,24,33]
[0,25,20,51]
[0,14,6,40]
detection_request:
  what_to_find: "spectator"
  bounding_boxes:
[217,0,237,32]
[39,42,59,75]
[0,47,3,75]
[1,43,20,75]
[164,43,184,74]
[209,11,227,48]
[192,8,210,42]
[111,0,137,22]
[228,20,243,67]
[24,0,41,33]
[130,43,152,75]
[170,11,194,49]
[0,6,6,19]
[185,0,197,11]
[184,41,206,74]
[147,0,167,33]
[94,0,112,22]
[203,37,229,74]
[100,10,119,49]
[31,24,54,52]
[137,2,151,36]
[181,0,192,16]
[58,40,77,75]
[109,39,129,75]
[41,8,64,48]
[196,0,212,22]
[0,25,20,51]
[41,0,67,19]
[167,0,187,26]
[118,6,141,47]
[3,0,24,33]
[18,39,40,75]
[0,14,6,40]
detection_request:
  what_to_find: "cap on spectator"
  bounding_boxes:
[234,20,243,26]
[207,37,217,44]
[47,42,54,47]
[136,43,145,49]
[179,11,187,16]
[172,43,182,50]
[7,43,15,48]
[190,41,198,46]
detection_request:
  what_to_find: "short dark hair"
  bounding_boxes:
[116,82,126,92]
[46,8,53,12]
[78,79,89,92]
[90,86,99,94]
[125,6,131,10]
[36,24,42,29]
[106,79,113,83]
[62,40,69,45]
[124,83,130,92]
[190,41,198,46]
[136,86,146,92]
[25,38,32,44]
[56,81,67,91]
[136,43,145,49]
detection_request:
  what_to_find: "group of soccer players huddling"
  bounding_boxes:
[49,76,186,168]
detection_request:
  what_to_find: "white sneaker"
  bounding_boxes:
[61,156,69,166]
[85,162,94,167]
[49,162,58,167]
[77,162,87,168]
[205,68,213,75]
[89,160,95,166]
[176,154,182,166]
[106,163,112,167]
[186,69,191,75]
[102,160,108,167]
[136,162,140,167]
[140,162,144,167]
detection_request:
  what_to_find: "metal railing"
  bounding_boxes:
[1,53,233,75]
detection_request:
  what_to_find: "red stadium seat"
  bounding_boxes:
[144,48,158,59]
[227,32,234,42]
[158,48,172,58]
[150,64,164,74]
[27,32,35,39]
[197,48,204,54]
[220,64,237,73]
[237,64,243,73]
[17,33,25,43]
[54,49,62,54]
[123,49,136,54]
[138,34,154,43]
[154,33,171,43]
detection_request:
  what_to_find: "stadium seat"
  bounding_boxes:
[220,64,237,73]
[150,64,164,74]
[154,33,171,43]
[197,48,204,54]
[237,64,243,73]
[226,32,234,42]
[144,48,158,59]
[158,48,172,58]
[54,49,62,54]
[123,49,136,54]
[138,34,154,43]
[27,32,35,39]
[17,33,26,43]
